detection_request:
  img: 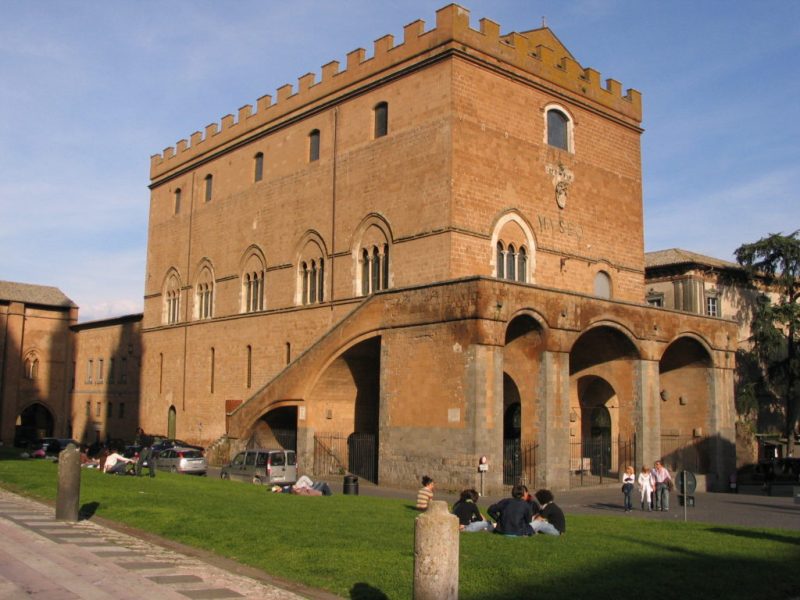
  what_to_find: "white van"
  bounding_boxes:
[220,449,297,485]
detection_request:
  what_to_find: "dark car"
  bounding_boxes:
[151,439,204,456]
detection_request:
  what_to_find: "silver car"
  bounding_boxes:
[153,446,207,475]
[220,449,297,485]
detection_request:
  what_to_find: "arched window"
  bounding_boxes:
[546,108,570,151]
[241,249,266,313]
[204,174,213,202]
[594,271,612,299]
[24,354,39,380]
[496,242,505,279]
[309,129,320,162]
[254,152,264,182]
[164,271,181,325]
[374,102,388,138]
[506,244,516,281]
[518,247,527,283]
[298,237,326,305]
[371,247,380,292]
[195,266,214,320]
[361,249,370,296]
[196,282,213,319]
[174,188,181,215]
[381,244,389,289]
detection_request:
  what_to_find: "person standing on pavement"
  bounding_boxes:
[651,461,672,511]
[622,465,635,512]
[638,465,653,511]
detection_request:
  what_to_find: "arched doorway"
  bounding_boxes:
[503,374,522,485]
[589,405,612,475]
[15,403,53,447]
[167,406,176,439]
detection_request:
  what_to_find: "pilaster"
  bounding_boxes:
[538,350,570,489]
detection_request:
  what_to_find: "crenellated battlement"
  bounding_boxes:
[150,3,642,181]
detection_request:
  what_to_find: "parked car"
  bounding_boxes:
[220,449,297,485]
[153,446,207,475]
[150,438,204,457]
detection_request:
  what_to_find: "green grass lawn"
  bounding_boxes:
[1,452,798,599]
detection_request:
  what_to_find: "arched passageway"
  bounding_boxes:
[309,337,381,483]
[250,406,297,450]
[15,403,53,447]
[659,337,713,473]
[502,314,544,486]
[570,326,639,487]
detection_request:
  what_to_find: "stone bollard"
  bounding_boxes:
[56,443,81,521]
[413,500,459,600]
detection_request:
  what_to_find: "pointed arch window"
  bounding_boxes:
[164,272,181,325]
[195,266,214,320]
[24,354,39,380]
[496,242,505,279]
[360,244,390,295]
[299,242,325,305]
[518,247,528,283]
[506,244,517,281]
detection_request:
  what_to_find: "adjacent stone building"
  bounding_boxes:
[70,314,142,446]
[0,281,77,445]
[141,5,738,492]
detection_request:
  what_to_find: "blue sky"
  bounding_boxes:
[1,1,798,321]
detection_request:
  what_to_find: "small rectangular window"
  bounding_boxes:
[108,358,115,384]
[95,402,101,417]
[85,400,90,417]
[204,174,213,202]
[87,359,93,384]
[97,359,104,383]
[120,357,128,384]
[309,130,320,162]
[374,102,388,138]
[107,402,113,418]
[174,188,181,214]
[119,402,125,418]
[706,296,719,317]
[254,153,264,182]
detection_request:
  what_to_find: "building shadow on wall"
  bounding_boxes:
[659,434,736,490]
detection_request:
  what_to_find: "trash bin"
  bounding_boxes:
[343,474,359,495]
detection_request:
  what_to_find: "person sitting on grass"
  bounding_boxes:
[452,489,493,532]
[531,489,566,536]
[103,451,134,474]
[416,475,435,511]
[488,484,534,536]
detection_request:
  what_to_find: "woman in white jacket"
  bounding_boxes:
[637,465,653,511]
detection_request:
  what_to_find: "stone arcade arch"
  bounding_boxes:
[15,403,54,446]
[659,336,714,473]
[570,325,639,485]
[502,313,545,485]
[307,337,381,483]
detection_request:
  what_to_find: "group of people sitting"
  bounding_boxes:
[271,475,333,496]
[416,476,565,537]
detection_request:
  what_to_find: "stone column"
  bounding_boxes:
[538,351,570,490]
[56,443,81,521]
[635,359,661,469]
[413,501,458,600]
[708,359,736,491]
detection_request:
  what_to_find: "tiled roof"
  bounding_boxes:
[0,280,76,308]
[645,249,741,271]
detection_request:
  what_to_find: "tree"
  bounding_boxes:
[735,231,800,456]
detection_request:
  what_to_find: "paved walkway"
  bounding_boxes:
[0,488,335,600]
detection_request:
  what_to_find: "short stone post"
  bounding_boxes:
[56,443,81,521]
[413,500,459,600]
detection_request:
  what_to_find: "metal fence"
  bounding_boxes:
[503,440,538,487]
[660,436,710,474]
[569,436,635,488]
[313,432,378,483]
